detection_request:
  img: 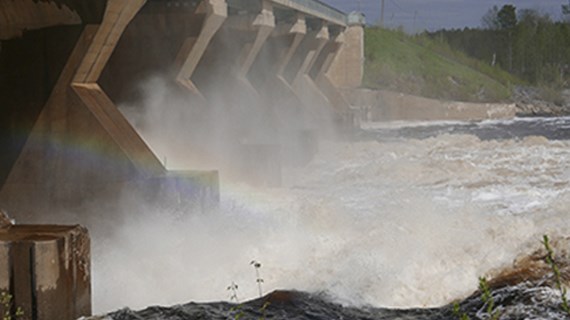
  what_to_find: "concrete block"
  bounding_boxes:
[0,225,91,320]
[137,171,220,214]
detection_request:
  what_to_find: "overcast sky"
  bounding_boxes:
[321,0,568,32]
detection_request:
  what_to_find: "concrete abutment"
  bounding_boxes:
[0,222,91,320]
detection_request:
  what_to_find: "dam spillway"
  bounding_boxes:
[0,0,364,218]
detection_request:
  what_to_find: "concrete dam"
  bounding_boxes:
[0,0,364,218]
[0,2,363,317]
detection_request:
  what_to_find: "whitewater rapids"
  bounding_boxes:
[89,118,570,316]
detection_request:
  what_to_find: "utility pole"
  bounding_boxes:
[380,0,385,27]
[413,10,417,33]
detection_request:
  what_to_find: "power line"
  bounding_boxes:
[380,0,385,26]
[385,1,433,32]
[388,0,412,14]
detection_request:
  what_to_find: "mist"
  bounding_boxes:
[91,22,345,312]
[95,135,570,312]
[9,5,570,315]
[36,38,570,311]
[23,127,570,313]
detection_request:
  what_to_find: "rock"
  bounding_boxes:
[513,86,570,117]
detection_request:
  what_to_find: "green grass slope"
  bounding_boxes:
[363,28,522,102]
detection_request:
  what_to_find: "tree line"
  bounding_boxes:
[424,4,570,89]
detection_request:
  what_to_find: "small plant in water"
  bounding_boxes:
[227,260,270,320]
[228,304,245,320]
[227,282,240,303]
[478,277,500,320]
[452,302,470,320]
[0,291,24,320]
[259,301,271,320]
[452,277,500,320]
[251,260,264,298]
[455,236,570,320]
[227,281,245,319]
[543,234,570,315]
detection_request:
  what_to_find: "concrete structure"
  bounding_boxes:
[0,223,91,320]
[345,89,517,122]
[0,0,364,219]
[328,12,365,89]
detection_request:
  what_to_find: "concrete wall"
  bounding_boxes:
[345,89,517,122]
[0,224,91,320]
[328,22,364,89]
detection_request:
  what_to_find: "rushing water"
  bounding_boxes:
[361,116,570,141]
[90,117,570,319]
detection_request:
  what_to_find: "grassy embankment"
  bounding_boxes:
[363,27,523,102]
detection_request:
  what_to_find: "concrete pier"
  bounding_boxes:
[176,0,227,97]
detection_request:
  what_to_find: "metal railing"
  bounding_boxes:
[272,0,348,25]
[290,0,346,22]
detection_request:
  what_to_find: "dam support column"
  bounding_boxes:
[314,30,358,135]
[0,0,160,218]
[237,0,275,82]
[175,0,227,98]
[275,14,307,85]
[220,0,281,186]
[326,12,366,127]
[270,14,307,124]
[263,14,318,165]
[223,0,276,108]
[71,0,163,174]
[327,12,365,89]
[290,22,333,134]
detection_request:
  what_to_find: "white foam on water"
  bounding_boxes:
[361,119,472,130]
[90,128,570,313]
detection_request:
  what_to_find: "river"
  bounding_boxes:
[89,116,570,319]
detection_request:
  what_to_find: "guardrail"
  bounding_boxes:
[291,0,346,23]
[271,0,348,26]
